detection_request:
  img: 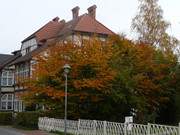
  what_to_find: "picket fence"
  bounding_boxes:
[38,117,180,135]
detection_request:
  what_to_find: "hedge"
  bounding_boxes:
[13,111,41,129]
[0,112,13,125]
[0,111,57,129]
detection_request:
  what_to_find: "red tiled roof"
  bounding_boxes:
[58,14,115,36]
[36,19,64,43]
[15,9,115,64]
[74,14,114,35]
[22,17,64,43]
[23,13,114,44]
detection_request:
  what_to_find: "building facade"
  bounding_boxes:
[0,5,114,112]
[0,51,20,111]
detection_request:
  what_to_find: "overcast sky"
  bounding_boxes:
[0,0,179,54]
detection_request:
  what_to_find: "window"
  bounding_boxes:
[1,70,14,86]
[15,63,29,83]
[25,46,30,54]
[21,38,37,56]
[30,60,36,76]
[72,35,82,46]
[1,94,13,110]
[14,97,23,112]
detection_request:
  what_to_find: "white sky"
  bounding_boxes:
[0,0,179,54]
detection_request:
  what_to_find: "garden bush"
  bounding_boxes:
[13,111,40,129]
[0,112,13,125]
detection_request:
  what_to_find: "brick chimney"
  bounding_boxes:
[72,6,80,19]
[87,5,97,19]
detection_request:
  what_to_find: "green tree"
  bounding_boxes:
[110,35,177,123]
[171,64,180,124]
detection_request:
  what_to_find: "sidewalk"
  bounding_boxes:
[21,130,56,135]
[21,130,55,135]
[0,126,56,135]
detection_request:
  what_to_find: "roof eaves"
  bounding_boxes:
[21,35,36,43]
[94,19,115,35]
[21,19,57,43]
[0,54,20,70]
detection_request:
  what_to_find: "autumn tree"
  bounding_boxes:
[132,0,179,52]
[22,38,115,119]
[132,0,179,123]
[21,35,178,123]
[110,35,177,123]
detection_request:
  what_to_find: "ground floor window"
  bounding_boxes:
[1,94,13,110]
[14,96,24,112]
[0,94,24,112]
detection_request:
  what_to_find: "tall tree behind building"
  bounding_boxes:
[132,0,179,52]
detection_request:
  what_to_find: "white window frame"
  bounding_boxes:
[1,94,14,110]
[15,63,29,83]
[1,70,14,86]
[14,99,23,112]
[21,38,37,56]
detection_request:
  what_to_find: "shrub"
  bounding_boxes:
[0,112,13,125]
[40,110,64,119]
[13,111,40,129]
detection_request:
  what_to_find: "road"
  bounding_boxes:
[0,126,24,135]
[0,126,52,135]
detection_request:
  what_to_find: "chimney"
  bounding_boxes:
[72,6,80,19]
[52,17,59,22]
[87,5,97,19]
[60,19,66,23]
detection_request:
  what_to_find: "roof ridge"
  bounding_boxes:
[58,14,86,36]
[66,13,86,25]
[0,54,20,69]
[0,53,12,56]
[22,17,61,43]
[93,17,115,34]
[73,14,115,35]
[70,14,87,32]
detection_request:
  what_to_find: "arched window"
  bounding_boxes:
[1,94,13,110]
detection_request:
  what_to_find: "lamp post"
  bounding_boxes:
[63,64,71,135]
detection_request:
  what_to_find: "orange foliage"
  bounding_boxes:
[22,38,115,103]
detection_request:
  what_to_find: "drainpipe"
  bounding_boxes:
[13,68,15,113]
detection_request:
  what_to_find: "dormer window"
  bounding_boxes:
[21,38,37,56]
[26,46,30,54]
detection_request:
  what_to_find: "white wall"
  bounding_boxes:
[21,38,37,56]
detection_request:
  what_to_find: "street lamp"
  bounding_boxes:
[63,64,71,135]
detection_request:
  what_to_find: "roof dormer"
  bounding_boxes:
[21,38,37,56]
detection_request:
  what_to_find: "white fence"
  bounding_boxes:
[38,117,180,135]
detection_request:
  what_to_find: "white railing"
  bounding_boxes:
[38,117,180,135]
[150,123,179,135]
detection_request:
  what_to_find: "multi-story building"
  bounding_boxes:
[0,5,114,112]
[0,51,20,111]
